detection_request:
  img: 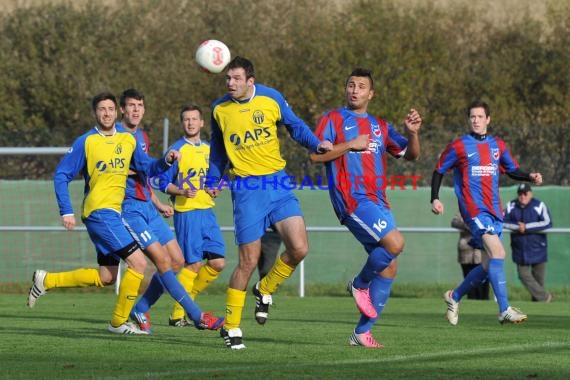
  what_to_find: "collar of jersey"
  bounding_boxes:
[343,107,369,118]
[469,132,487,141]
[94,126,117,136]
[184,137,202,146]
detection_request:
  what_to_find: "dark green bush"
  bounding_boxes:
[1,0,568,183]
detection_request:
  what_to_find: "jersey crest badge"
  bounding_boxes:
[252,110,264,125]
[372,123,382,137]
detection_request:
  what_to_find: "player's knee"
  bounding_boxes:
[153,254,172,273]
[99,272,117,286]
[127,254,147,274]
[295,241,309,256]
[388,240,405,256]
[170,254,185,272]
[208,258,225,272]
[165,241,185,271]
[288,243,308,263]
[282,243,308,266]
[382,230,405,256]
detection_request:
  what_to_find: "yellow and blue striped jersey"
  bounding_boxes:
[54,127,170,218]
[163,138,214,211]
[208,84,321,181]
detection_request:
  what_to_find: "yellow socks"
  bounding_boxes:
[259,255,294,295]
[170,267,198,321]
[110,267,144,327]
[190,264,220,299]
[225,287,246,330]
[44,268,104,290]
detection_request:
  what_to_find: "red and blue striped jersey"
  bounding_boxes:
[315,108,408,220]
[119,124,153,201]
[435,134,519,220]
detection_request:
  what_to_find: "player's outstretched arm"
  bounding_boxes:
[164,149,181,164]
[310,134,369,163]
[316,140,333,153]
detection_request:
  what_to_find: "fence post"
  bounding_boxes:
[299,260,305,298]
[163,117,170,153]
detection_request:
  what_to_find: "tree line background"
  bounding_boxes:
[1,0,569,185]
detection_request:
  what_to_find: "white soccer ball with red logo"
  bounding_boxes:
[195,40,231,74]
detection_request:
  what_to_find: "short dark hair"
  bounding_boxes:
[119,88,145,108]
[227,56,255,79]
[346,68,374,90]
[179,103,203,122]
[467,100,491,117]
[91,92,117,111]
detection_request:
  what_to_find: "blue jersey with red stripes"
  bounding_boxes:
[118,123,153,201]
[315,108,408,220]
[435,133,519,220]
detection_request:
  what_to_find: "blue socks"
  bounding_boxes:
[451,260,509,313]
[133,272,165,314]
[453,264,487,302]
[158,270,202,322]
[353,246,396,288]
[355,275,393,334]
[132,270,203,322]
[487,258,509,312]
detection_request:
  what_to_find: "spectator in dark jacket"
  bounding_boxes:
[503,183,553,302]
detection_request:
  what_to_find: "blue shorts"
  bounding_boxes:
[174,208,225,264]
[231,170,302,245]
[464,212,503,249]
[83,209,138,263]
[341,199,397,253]
[122,198,175,250]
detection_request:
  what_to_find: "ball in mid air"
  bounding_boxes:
[195,39,231,74]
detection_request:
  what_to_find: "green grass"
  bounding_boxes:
[1,292,569,379]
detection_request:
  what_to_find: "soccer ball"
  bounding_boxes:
[195,40,231,74]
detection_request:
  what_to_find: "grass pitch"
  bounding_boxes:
[1,292,569,379]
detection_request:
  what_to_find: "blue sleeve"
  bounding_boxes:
[435,143,458,174]
[386,124,408,158]
[148,160,178,193]
[161,161,179,192]
[206,111,229,186]
[53,137,87,216]
[498,140,519,173]
[131,140,170,177]
[155,140,183,192]
[275,92,321,152]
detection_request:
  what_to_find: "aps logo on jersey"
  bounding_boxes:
[95,143,126,173]
[228,110,271,146]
